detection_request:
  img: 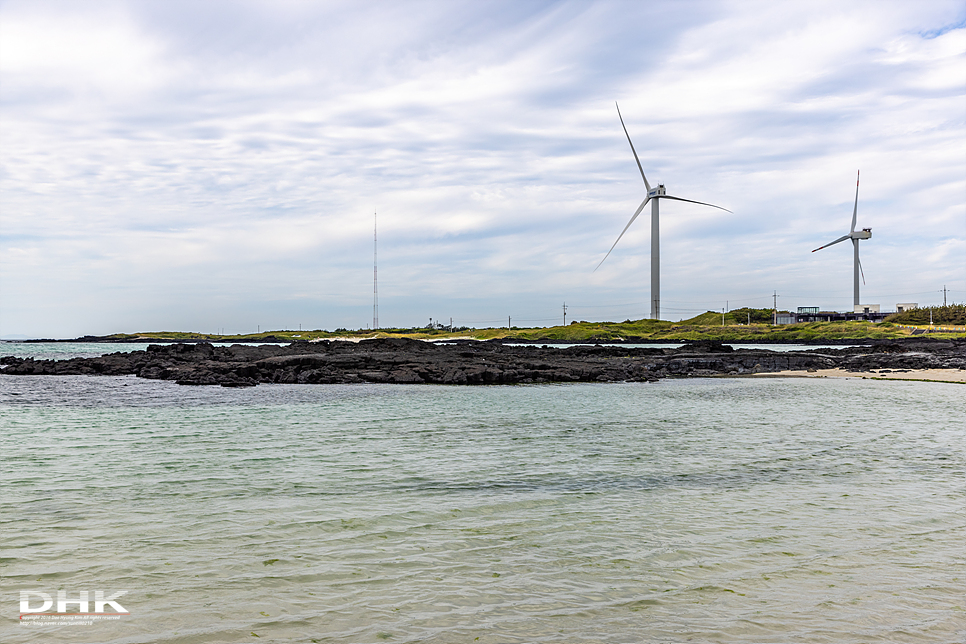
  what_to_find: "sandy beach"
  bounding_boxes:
[753,368,966,384]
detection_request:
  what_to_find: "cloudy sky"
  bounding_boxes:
[1,0,963,337]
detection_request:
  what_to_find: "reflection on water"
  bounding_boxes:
[1,376,962,643]
[492,342,865,352]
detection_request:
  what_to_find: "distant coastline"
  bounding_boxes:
[4,335,961,346]
[5,306,962,345]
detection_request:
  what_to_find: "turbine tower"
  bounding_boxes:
[596,102,730,320]
[373,210,378,330]
[811,171,872,307]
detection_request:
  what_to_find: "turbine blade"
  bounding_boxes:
[661,194,732,213]
[850,169,859,233]
[857,248,866,285]
[594,196,650,272]
[616,102,651,192]
[811,234,850,252]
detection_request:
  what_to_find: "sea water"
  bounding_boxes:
[0,342,278,362]
[484,343,862,352]
[1,371,963,643]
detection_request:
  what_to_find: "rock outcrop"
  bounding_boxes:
[2,338,963,387]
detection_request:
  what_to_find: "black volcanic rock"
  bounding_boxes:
[679,339,734,353]
[1,338,963,387]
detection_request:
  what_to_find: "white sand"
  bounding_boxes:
[752,368,966,384]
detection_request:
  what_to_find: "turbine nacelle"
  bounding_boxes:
[648,184,667,197]
[851,228,871,240]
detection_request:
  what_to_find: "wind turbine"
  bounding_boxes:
[596,102,731,320]
[811,170,872,307]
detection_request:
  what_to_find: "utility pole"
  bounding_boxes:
[943,285,947,306]
[563,302,568,327]
[747,312,750,326]
[508,316,511,331]
[721,308,725,326]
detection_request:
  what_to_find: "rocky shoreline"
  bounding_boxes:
[2,338,964,387]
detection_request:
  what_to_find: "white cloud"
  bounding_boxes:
[1,0,963,337]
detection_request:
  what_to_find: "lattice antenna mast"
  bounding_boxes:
[373,211,378,330]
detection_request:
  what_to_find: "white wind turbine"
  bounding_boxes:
[811,170,872,307]
[596,102,731,320]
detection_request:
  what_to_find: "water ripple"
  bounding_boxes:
[1,376,963,643]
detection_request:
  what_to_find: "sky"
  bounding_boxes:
[1,0,964,338]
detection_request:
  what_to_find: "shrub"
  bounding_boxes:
[885,304,965,325]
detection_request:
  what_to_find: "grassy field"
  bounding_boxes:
[111,309,965,343]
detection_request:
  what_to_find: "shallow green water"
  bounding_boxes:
[1,375,963,643]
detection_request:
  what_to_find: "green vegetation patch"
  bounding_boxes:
[885,304,965,326]
[124,311,966,345]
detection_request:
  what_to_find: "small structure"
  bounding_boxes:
[798,306,819,314]
[775,313,797,325]
[794,308,889,323]
[896,303,918,313]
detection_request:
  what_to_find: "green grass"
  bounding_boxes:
[115,315,965,344]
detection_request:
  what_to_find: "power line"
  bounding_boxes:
[776,289,962,299]
[565,302,648,309]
